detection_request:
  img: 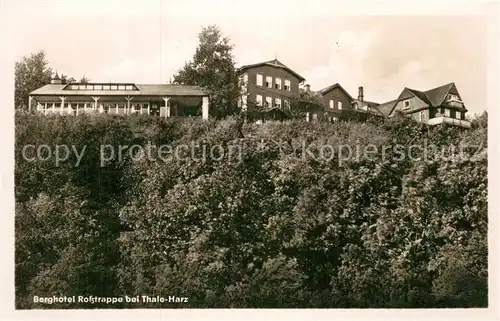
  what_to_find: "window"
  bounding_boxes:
[265,96,272,107]
[118,85,126,90]
[125,85,134,90]
[111,85,118,90]
[338,101,343,110]
[329,100,334,109]
[284,99,290,110]
[456,111,462,119]
[275,98,281,108]
[86,84,93,90]
[284,79,291,91]
[103,85,111,90]
[419,110,426,123]
[70,84,79,90]
[448,94,461,101]
[254,95,263,108]
[275,78,282,90]
[78,85,86,90]
[312,113,318,121]
[265,76,272,88]
[306,112,310,122]
[403,100,410,109]
[256,74,263,86]
[95,85,103,90]
[444,108,450,117]
[256,94,263,106]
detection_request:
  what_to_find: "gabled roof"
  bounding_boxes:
[375,99,398,117]
[406,88,431,105]
[423,82,455,107]
[363,100,380,108]
[29,83,208,97]
[352,99,380,108]
[404,83,457,107]
[317,83,354,100]
[238,59,306,82]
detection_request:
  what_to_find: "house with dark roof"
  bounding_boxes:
[316,83,353,122]
[319,82,471,128]
[312,84,383,122]
[383,82,470,128]
[237,58,306,122]
[28,74,210,119]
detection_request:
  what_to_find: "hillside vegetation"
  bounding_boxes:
[15,113,488,308]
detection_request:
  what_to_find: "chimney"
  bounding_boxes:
[358,86,364,102]
[305,84,311,92]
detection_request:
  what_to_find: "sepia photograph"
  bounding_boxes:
[1,0,498,318]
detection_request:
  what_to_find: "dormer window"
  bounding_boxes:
[403,100,410,109]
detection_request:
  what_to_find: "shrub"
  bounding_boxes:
[15,114,487,308]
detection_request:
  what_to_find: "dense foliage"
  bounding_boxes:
[15,113,487,308]
[15,50,90,110]
[173,25,241,119]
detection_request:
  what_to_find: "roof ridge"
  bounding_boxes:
[422,82,454,93]
[238,59,306,82]
[422,82,454,106]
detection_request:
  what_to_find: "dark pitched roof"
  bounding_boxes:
[317,83,354,100]
[238,59,306,82]
[30,83,208,96]
[363,100,380,108]
[423,82,455,107]
[375,99,398,117]
[406,88,431,104]
[404,83,456,107]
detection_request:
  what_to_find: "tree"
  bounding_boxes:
[14,50,90,110]
[287,90,324,119]
[15,51,52,109]
[60,74,76,84]
[471,111,487,129]
[173,25,241,119]
[79,76,90,84]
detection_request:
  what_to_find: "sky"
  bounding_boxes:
[2,0,497,116]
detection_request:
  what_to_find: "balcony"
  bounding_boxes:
[428,116,471,128]
[445,98,465,108]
